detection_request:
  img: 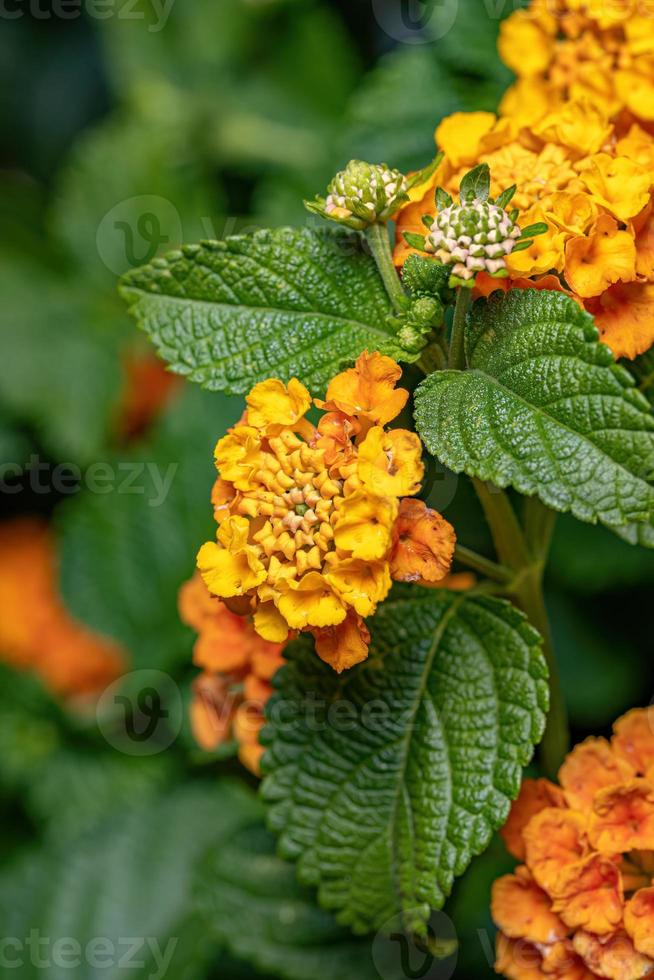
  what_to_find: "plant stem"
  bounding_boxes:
[448,287,472,369]
[364,223,408,313]
[513,569,568,779]
[454,545,512,584]
[472,479,569,777]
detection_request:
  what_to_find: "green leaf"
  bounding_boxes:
[196,823,409,980]
[494,185,516,210]
[403,231,427,250]
[407,152,444,191]
[57,385,239,669]
[261,589,547,937]
[0,782,260,980]
[401,253,452,301]
[519,222,548,238]
[436,187,453,211]
[120,228,395,396]
[459,164,490,203]
[414,290,654,538]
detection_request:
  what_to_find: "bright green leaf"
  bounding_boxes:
[414,290,654,539]
[459,164,490,203]
[120,228,396,396]
[261,589,547,937]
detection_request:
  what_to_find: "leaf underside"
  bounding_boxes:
[119,227,397,396]
[261,589,548,937]
[414,289,654,541]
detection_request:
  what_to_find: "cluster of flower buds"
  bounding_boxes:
[306,160,410,230]
[403,164,547,289]
[425,199,521,283]
[306,155,442,232]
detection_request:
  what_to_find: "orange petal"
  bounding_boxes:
[589,779,654,853]
[318,351,409,427]
[625,887,654,959]
[587,280,654,360]
[523,808,588,895]
[559,737,636,812]
[190,673,236,752]
[565,215,636,299]
[612,709,654,776]
[551,853,624,935]
[389,498,456,584]
[501,778,567,861]
[572,929,654,980]
[495,933,593,980]
[312,613,370,673]
[492,866,568,944]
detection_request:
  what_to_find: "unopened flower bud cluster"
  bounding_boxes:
[326,161,408,226]
[425,200,521,281]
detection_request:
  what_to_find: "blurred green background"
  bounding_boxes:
[0,1,652,977]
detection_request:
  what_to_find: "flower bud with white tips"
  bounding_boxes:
[425,199,521,285]
[306,160,409,230]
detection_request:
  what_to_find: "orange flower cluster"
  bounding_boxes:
[196,352,456,673]
[0,518,125,699]
[178,571,285,775]
[493,707,654,980]
[498,0,654,129]
[394,102,654,360]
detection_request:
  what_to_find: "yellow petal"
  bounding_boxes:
[325,558,391,617]
[253,601,289,643]
[357,426,424,497]
[333,490,398,561]
[435,112,497,168]
[246,378,311,430]
[276,572,346,630]
[197,541,266,598]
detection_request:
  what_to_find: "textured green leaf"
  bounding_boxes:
[414,290,654,537]
[460,164,490,202]
[120,228,396,395]
[58,385,239,669]
[196,823,409,980]
[261,589,547,937]
[0,782,259,980]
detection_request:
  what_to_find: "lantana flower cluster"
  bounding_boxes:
[195,352,455,675]
[498,0,654,129]
[0,518,125,699]
[394,102,654,360]
[179,571,284,774]
[493,707,654,980]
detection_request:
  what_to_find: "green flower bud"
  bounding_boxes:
[425,199,521,285]
[305,160,409,230]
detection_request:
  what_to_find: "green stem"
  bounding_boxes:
[513,570,568,779]
[454,545,512,584]
[448,287,472,370]
[472,479,569,777]
[364,223,408,314]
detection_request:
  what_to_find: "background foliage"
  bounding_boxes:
[1,1,652,978]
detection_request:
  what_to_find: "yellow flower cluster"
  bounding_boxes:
[493,707,654,980]
[196,352,456,673]
[498,0,654,128]
[394,101,654,359]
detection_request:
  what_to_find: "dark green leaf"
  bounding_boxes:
[436,187,453,211]
[403,231,427,250]
[262,589,547,936]
[414,290,654,538]
[519,222,548,238]
[120,228,396,396]
[495,185,516,210]
[401,253,452,301]
[459,164,490,203]
[57,385,239,669]
[196,823,409,980]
